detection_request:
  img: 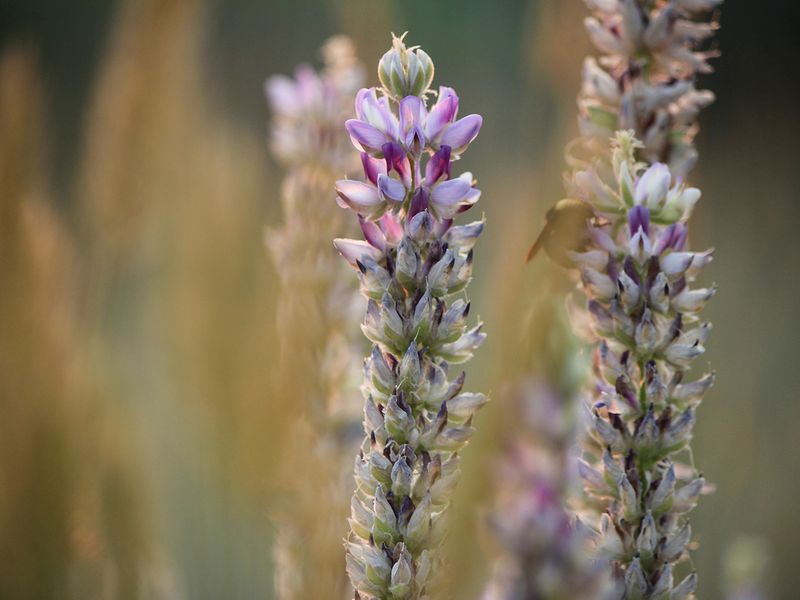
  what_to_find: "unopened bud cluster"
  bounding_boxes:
[567,132,714,598]
[378,33,435,101]
[335,36,487,600]
[579,0,721,177]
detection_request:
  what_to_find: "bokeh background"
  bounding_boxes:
[0,0,798,598]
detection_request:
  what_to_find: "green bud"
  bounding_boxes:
[624,556,649,600]
[619,473,640,522]
[427,250,455,297]
[415,550,432,591]
[350,495,373,541]
[388,544,414,598]
[636,511,658,565]
[369,345,396,396]
[369,450,393,488]
[445,392,487,423]
[405,493,432,553]
[396,237,419,291]
[363,542,392,590]
[385,395,415,443]
[378,33,435,99]
[391,457,413,498]
[372,485,398,545]
[649,464,676,515]
[397,342,421,392]
[650,563,673,600]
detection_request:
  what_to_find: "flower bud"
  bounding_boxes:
[378,34,435,99]
[397,342,421,391]
[662,524,692,563]
[436,300,469,344]
[670,572,697,600]
[372,485,398,545]
[624,556,649,599]
[619,473,640,521]
[405,493,432,553]
[427,249,456,296]
[650,562,673,598]
[649,463,676,515]
[350,495,374,540]
[415,550,432,590]
[369,345,396,396]
[391,457,413,498]
[385,395,415,443]
[636,511,658,563]
[445,392,487,423]
[389,544,414,597]
[634,308,658,355]
[673,477,704,513]
[363,541,392,589]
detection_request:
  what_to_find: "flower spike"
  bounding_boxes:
[337,35,487,600]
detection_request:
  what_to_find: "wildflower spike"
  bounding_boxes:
[338,35,486,599]
[568,133,715,596]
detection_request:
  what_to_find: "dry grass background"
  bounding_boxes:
[0,0,797,598]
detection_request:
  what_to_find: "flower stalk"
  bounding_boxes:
[578,0,721,178]
[335,34,487,599]
[482,378,615,600]
[567,132,714,598]
[265,37,366,600]
[266,35,365,431]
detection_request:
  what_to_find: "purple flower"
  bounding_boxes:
[438,114,483,157]
[430,173,481,219]
[333,238,383,266]
[337,56,482,244]
[361,152,386,185]
[399,96,427,153]
[425,145,452,185]
[359,214,404,251]
[382,141,411,186]
[377,173,407,203]
[424,87,459,140]
[634,162,671,208]
[628,205,650,236]
[266,43,364,170]
[345,119,391,156]
[654,222,688,254]
[335,179,384,217]
[346,81,481,160]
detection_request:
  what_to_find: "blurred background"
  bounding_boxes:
[0,0,797,598]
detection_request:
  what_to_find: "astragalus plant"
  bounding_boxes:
[568,131,714,598]
[578,0,720,178]
[266,35,364,428]
[265,37,365,600]
[482,379,615,600]
[334,34,487,599]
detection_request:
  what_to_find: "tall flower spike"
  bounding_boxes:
[482,380,616,600]
[265,37,366,600]
[337,35,486,600]
[567,132,714,598]
[578,0,721,178]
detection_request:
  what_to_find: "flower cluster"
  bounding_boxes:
[267,35,364,171]
[567,132,714,598]
[335,35,488,600]
[483,380,615,600]
[265,38,365,600]
[578,0,721,177]
[265,36,364,424]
